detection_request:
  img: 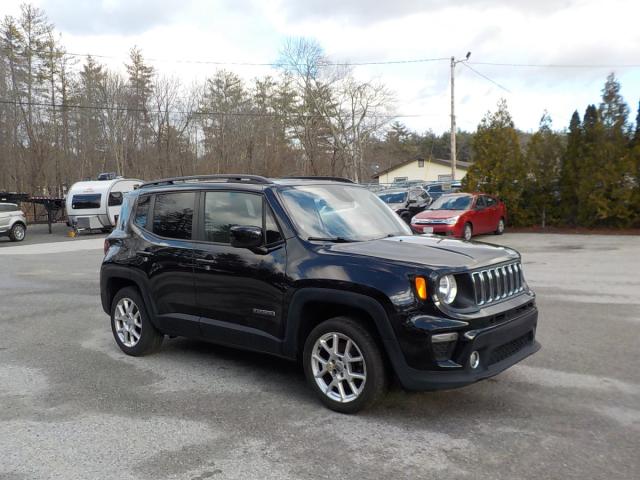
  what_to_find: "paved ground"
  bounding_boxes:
[0,223,106,247]
[1,233,638,480]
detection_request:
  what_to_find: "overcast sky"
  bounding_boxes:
[4,0,640,133]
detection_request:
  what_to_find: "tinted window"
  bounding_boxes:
[108,191,123,206]
[204,191,262,243]
[265,206,282,245]
[476,196,486,208]
[72,194,101,209]
[428,185,442,193]
[152,192,195,240]
[133,195,151,229]
[486,196,497,207]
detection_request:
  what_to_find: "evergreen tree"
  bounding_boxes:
[463,99,526,224]
[597,74,634,226]
[559,111,582,225]
[523,112,564,226]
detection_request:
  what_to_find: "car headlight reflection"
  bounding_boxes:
[438,275,458,304]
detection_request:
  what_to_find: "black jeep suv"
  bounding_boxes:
[100,175,540,413]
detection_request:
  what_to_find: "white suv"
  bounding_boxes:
[0,203,27,242]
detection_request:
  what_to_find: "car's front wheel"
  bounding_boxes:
[111,287,163,356]
[303,317,388,413]
[9,223,26,242]
[463,222,473,241]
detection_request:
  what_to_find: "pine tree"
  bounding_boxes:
[559,111,582,225]
[524,112,564,226]
[597,74,634,226]
[463,99,526,224]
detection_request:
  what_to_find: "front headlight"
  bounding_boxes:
[444,216,460,225]
[438,275,458,304]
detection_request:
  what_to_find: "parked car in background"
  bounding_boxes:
[101,175,539,413]
[411,193,507,241]
[377,187,431,223]
[0,203,27,242]
[422,183,452,202]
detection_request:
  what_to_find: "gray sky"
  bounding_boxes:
[5,0,640,133]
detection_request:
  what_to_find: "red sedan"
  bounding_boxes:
[410,193,506,241]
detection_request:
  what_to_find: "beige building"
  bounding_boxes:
[373,158,470,184]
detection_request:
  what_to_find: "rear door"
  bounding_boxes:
[130,191,199,336]
[192,189,287,353]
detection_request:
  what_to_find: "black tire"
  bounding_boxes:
[463,222,473,241]
[303,317,388,414]
[110,286,163,356]
[9,223,26,242]
[495,217,505,235]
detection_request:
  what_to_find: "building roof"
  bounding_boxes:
[372,157,471,178]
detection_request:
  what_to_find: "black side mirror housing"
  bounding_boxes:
[230,225,263,249]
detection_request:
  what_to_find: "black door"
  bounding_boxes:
[131,191,199,337]
[192,190,287,353]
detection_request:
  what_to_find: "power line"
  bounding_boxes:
[469,61,640,69]
[0,98,441,119]
[6,48,450,67]
[462,62,511,93]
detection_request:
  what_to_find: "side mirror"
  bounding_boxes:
[230,225,263,249]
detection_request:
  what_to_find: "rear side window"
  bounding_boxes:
[133,195,151,229]
[486,196,497,207]
[72,194,101,209]
[152,192,195,240]
[203,191,262,243]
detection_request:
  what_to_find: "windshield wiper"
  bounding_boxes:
[307,236,357,243]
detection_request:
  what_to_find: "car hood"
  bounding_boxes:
[326,235,518,270]
[414,209,466,219]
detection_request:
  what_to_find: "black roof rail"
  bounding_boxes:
[280,176,355,184]
[139,174,273,189]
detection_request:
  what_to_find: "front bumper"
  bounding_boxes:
[391,305,539,391]
[410,223,461,237]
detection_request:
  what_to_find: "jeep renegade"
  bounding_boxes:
[100,175,540,413]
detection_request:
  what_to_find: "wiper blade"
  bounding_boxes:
[307,236,357,243]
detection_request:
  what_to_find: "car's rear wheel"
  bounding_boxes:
[463,222,473,241]
[9,223,26,242]
[495,218,505,235]
[111,287,163,356]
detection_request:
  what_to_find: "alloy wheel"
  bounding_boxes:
[311,332,367,403]
[13,224,25,240]
[114,297,142,347]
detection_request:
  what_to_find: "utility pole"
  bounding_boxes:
[450,52,471,182]
[450,57,456,182]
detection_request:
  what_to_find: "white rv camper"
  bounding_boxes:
[66,176,142,232]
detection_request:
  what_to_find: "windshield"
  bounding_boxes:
[280,185,412,242]
[377,191,407,204]
[429,194,472,211]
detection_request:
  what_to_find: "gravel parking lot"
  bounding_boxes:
[1,232,639,480]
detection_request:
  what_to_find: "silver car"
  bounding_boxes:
[0,203,27,242]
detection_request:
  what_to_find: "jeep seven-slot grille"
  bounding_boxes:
[471,262,524,306]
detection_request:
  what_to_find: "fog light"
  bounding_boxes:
[469,351,480,369]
